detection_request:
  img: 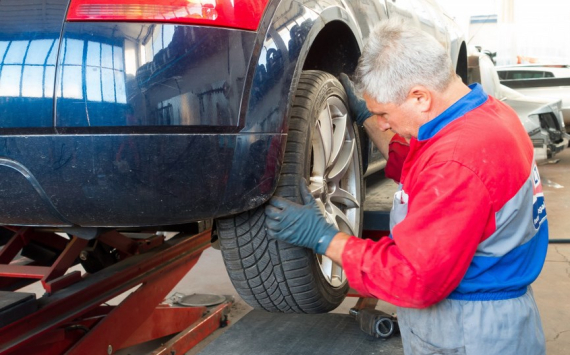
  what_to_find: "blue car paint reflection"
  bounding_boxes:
[55,24,254,128]
[0,0,410,227]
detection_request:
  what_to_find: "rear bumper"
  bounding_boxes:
[0,21,288,227]
[0,133,284,227]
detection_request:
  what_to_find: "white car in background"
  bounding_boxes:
[496,64,570,80]
[497,65,570,132]
[469,54,568,161]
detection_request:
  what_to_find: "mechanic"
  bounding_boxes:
[265,19,548,354]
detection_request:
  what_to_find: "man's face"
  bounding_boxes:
[363,93,423,140]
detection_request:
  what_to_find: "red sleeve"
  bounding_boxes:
[384,134,409,184]
[343,161,493,308]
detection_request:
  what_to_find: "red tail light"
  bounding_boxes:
[67,0,269,31]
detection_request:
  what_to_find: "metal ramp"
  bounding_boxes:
[197,310,404,355]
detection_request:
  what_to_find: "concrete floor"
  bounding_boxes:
[12,149,570,354]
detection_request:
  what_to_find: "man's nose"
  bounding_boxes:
[376,116,391,131]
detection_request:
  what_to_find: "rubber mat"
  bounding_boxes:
[198,310,404,355]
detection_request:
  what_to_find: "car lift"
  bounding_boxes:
[0,226,233,355]
[0,210,396,355]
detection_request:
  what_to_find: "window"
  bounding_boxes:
[0,39,58,98]
[59,38,127,103]
[0,38,127,104]
[510,71,548,79]
[142,24,176,65]
[84,41,127,103]
[59,39,84,99]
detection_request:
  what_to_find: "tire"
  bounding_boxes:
[217,70,363,313]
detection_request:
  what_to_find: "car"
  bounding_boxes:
[497,65,570,132]
[0,0,467,313]
[469,53,568,161]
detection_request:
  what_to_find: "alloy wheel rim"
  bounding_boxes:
[309,95,361,288]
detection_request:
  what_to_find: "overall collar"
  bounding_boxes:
[417,83,488,141]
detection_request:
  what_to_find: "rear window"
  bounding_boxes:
[499,70,554,79]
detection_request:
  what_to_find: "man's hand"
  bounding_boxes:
[339,73,373,126]
[265,183,338,254]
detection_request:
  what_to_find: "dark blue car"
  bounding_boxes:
[0,0,467,313]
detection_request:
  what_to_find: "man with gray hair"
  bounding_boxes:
[265,19,547,354]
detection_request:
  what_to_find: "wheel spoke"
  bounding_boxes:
[309,179,325,197]
[329,187,360,209]
[316,109,334,169]
[331,261,344,284]
[320,255,334,283]
[312,120,327,178]
[327,103,348,171]
[328,138,355,183]
[329,203,356,236]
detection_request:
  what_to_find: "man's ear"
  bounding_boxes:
[408,85,431,112]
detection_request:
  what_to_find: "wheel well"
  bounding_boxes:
[302,21,361,76]
[301,22,366,171]
[456,42,468,84]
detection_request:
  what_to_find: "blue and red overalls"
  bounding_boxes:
[343,84,547,354]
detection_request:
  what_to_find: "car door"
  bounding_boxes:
[386,0,416,22]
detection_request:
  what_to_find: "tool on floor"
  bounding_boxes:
[350,307,399,339]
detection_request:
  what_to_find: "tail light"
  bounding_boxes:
[67,0,269,31]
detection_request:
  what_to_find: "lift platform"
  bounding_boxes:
[197,310,403,355]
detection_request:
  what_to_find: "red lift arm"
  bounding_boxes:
[0,228,231,355]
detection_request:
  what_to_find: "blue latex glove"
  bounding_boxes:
[339,73,373,126]
[265,183,339,255]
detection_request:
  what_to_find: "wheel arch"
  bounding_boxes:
[292,5,363,84]
[240,3,364,134]
[301,20,362,76]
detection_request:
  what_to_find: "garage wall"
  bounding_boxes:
[438,0,570,66]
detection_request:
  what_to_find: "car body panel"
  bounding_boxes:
[469,53,567,161]
[0,133,284,227]
[497,65,570,130]
[55,23,255,129]
[0,0,466,227]
[500,78,570,131]
[501,86,567,160]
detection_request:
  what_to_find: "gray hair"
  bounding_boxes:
[357,18,454,104]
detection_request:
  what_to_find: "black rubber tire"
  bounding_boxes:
[217,71,363,313]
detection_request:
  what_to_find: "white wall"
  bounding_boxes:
[436,0,570,65]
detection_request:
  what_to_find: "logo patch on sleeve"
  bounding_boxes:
[533,195,547,229]
[532,165,540,188]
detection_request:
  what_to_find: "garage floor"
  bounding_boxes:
[14,150,570,354]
